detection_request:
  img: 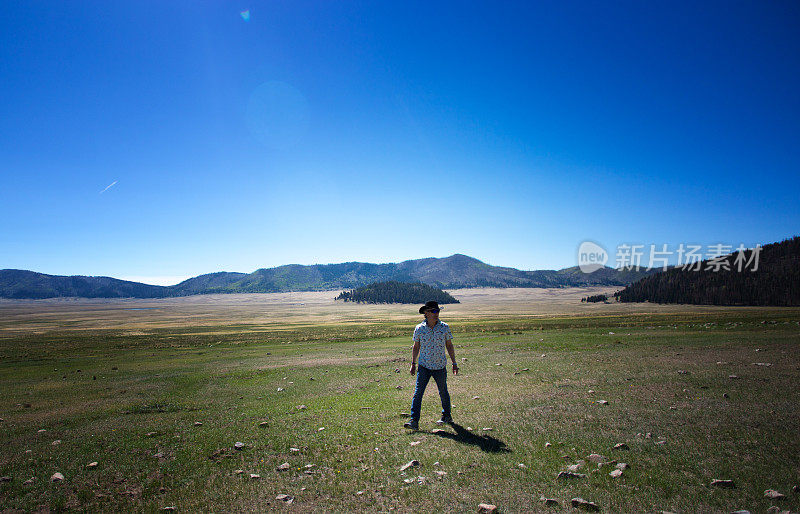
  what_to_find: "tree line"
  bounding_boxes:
[335,281,460,305]
[615,236,800,306]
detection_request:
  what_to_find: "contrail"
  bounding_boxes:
[100,180,118,194]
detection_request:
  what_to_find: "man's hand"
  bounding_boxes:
[410,363,417,375]
[452,363,459,375]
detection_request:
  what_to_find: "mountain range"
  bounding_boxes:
[0,254,655,299]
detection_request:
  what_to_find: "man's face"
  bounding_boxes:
[424,308,439,323]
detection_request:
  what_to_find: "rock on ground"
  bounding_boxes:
[571,497,600,511]
[400,460,421,472]
[557,471,587,480]
[710,479,736,488]
[478,503,498,513]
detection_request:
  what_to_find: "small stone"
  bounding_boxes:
[249,473,260,479]
[616,463,629,470]
[297,405,307,410]
[400,412,411,417]
[0,476,11,482]
[276,462,290,471]
[597,400,608,405]
[495,363,502,366]
[587,453,605,463]
[545,442,551,447]
[710,479,735,488]
[540,496,559,506]
[37,429,46,433]
[482,427,493,431]
[431,429,446,434]
[435,470,447,477]
[478,504,498,513]
[146,431,157,437]
[52,439,61,445]
[304,464,315,469]
[729,375,740,379]
[277,387,284,392]
[87,461,98,468]
[276,494,293,503]
[356,490,364,495]
[233,469,244,474]
[162,507,176,511]
[764,489,785,499]
[396,386,403,390]
[613,443,629,450]
[318,427,325,431]
[259,421,268,427]
[723,393,730,398]
[51,472,64,482]
[395,368,400,373]
[290,447,300,452]
[517,463,526,469]
[194,421,203,426]
[473,396,481,400]
[400,460,421,472]
[588,389,595,394]
[571,498,600,511]
[609,469,623,478]
[557,471,587,480]
[522,368,529,371]
[410,441,421,446]
[234,442,245,450]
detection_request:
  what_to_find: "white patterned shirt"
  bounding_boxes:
[413,320,452,370]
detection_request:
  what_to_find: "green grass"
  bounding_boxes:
[0,308,799,512]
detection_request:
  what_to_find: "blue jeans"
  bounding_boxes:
[410,365,451,422]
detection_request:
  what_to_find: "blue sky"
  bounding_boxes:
[2,1,798,285]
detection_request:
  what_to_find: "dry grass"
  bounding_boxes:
[0,289,799,512]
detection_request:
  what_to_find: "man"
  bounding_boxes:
[404,300,458,430]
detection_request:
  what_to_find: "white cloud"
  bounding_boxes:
[100,180,118,194]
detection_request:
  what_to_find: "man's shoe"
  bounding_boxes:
[403,420,419,430]
[436,415,454,425]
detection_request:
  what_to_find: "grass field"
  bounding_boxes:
[1,289,799,512]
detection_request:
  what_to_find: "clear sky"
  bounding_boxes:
[2,1,799,285]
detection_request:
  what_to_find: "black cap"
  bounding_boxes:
[419,300,441,314]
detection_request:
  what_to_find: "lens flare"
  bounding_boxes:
[240,10,250,21]
[245,81,310,149]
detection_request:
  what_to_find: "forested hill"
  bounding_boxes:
[335,281,459,305]
[615,236,800,306]
[0,254,654,299]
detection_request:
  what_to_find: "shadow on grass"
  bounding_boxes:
[431,423,511,453]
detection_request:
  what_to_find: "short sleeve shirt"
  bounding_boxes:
[413,320,452,370]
